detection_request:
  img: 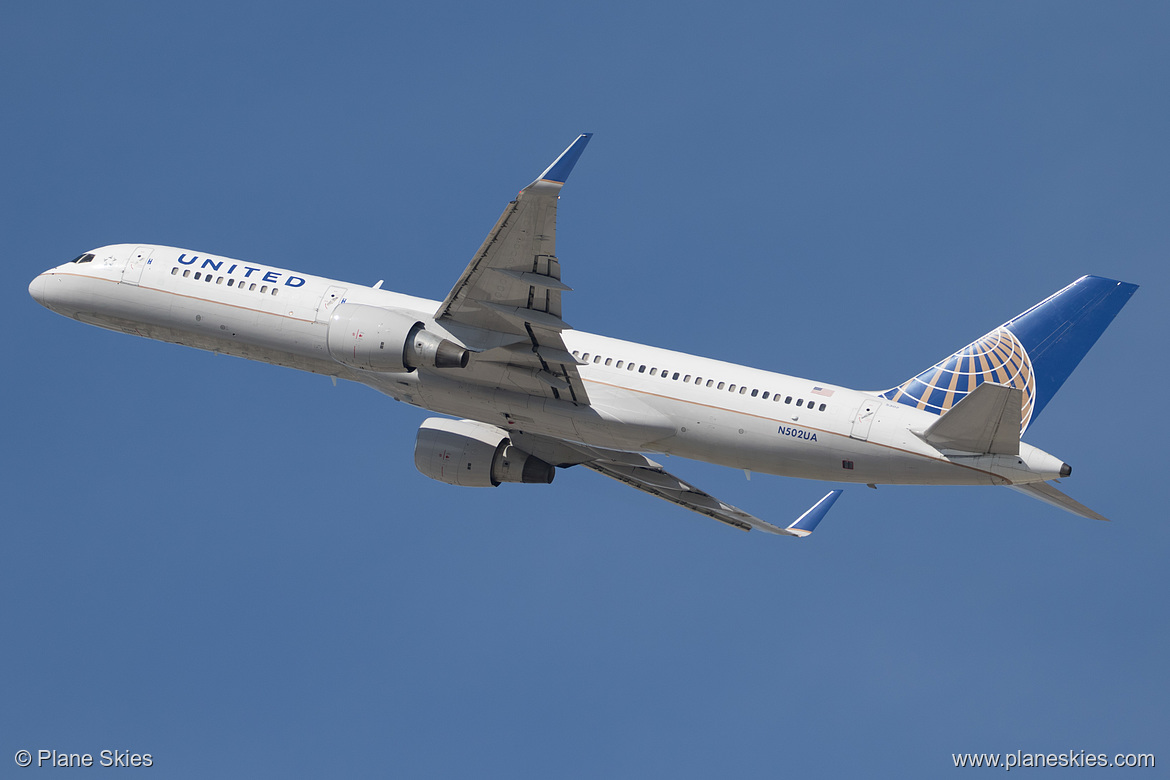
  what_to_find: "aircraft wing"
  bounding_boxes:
[435,134,593,405]
[586,459,843,536]
[508,431,842,536]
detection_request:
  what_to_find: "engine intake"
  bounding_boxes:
[327,303,469,373]
[414,418,555,487]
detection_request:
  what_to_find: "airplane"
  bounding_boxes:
[28,134,1138,537]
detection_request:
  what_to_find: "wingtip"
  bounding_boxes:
[535,133,593,185]
[786,489,844,537]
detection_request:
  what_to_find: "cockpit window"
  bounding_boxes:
[70,253,95,264]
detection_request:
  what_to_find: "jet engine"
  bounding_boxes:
[414,417,556,487]
[327,303,468,372]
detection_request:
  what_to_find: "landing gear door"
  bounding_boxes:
[316,286,347,323]
[850,398,880,441]
[121,246,153,286]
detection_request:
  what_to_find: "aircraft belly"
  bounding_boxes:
[634,394,837,474]
[400,374,676,450]
[48,274,167,326]
[51,274,337,375]
[576,382,677,448]
[636,396,998,486]
[409,375,585,443]
[132,283,339,365]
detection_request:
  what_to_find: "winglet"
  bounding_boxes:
[533,133,593,185]
[785,490,844,537]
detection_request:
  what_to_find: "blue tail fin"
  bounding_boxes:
[882,276,1137,432]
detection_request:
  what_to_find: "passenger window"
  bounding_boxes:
[205,275,212,282]
[572,351,580,358]
[249,283,257,291]
[785,396,793,404]
[216,277,223,284]
[762,391,770,400]
[739,386,747,394]
[628,363,636,371]
[819,403,827,411]
[773,394,782,402]
[639,365,646,373]
[705,379,713,387]
[271,288,278,296]
[605,358,612,366]
[582,353,590,361]
[183,269,190,278]
[683,375,691,382]
[593,355,601,363]
[194,272,201,280]
[796,399,803,407]
[672,372,679,380]
[171,267,178,275]
[751,389,759,397]
[729,384,736,392]
[227,279,235,287]
[717,382,725,390]
[650,368,658,376]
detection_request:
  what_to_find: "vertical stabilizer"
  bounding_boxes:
[883,276,1137,432]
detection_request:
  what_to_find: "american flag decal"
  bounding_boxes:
[811,386,834,397]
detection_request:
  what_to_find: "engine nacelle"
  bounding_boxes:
[327,303,469,373]
[414,418,556,487]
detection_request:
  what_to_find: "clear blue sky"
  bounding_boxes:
[3,2,1166,776]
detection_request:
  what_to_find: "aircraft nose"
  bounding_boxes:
[29,273,47,306]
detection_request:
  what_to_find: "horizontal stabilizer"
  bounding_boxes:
[1007,481,1108,522]
[921,382,1022,455]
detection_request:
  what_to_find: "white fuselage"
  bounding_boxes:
[29,244,1067,488]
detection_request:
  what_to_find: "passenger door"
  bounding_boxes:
[316,286,347,323]
[850,398,880,441]
[121,246,153,286]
